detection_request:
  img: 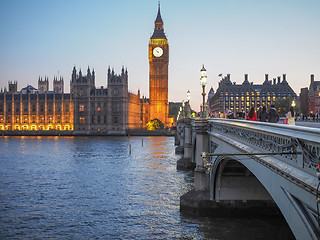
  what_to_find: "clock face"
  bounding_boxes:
[153,47,163,57]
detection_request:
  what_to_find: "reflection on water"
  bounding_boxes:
[0,136,294,239]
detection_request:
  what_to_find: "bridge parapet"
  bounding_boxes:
[208,119,320,176]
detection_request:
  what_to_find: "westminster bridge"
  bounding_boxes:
[176,118,320,240]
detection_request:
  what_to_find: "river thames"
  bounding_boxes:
[0,136,294,239]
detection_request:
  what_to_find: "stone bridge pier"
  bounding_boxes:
[177,118,195,170]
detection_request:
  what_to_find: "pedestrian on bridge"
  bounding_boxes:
[258,106,268,122]
[286,107,295,125]
[268,105,279,123]
[247,107,257,121]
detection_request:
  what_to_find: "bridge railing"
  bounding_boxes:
[208,119,320,176]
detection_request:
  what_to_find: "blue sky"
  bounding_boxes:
[1,0,319,110]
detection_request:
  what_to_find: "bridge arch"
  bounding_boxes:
[209,156,278,216]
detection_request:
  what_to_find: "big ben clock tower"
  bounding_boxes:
[149,3,169,126]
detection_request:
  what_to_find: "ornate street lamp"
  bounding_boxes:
[182,101,185,119]
[187,90,191,103]
[291,99,296,107]
[186,90,191,118]
[200,65,207,118]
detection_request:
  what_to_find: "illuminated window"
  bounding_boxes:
[97,107,101,111]
[79,104,85,112]
[79,116,85,124]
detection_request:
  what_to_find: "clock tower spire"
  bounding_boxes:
[149,3,169,127]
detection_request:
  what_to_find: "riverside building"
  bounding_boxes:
[208,74,296,117]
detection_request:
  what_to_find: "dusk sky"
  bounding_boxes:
[1,0,319,111]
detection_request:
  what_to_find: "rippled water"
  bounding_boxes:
[0,136,294,239]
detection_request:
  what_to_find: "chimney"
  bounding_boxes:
[245,74,248,82]
[273,78,276,85]
[277,76,280,84]
[282,74,286,82]
[311,74,314,83]
[265,74,269,82]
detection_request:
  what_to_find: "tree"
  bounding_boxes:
[274,97,297,117]
[147,118,164,130]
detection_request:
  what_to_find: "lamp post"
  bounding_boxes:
[187,90,191,102]
[200,65,207,118]
[186,90,191,118]
[291,99,296,107]
[182,101,185,119]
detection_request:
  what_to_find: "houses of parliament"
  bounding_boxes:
[0,5,172,134]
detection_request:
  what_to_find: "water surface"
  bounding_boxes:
[0,136,293,239]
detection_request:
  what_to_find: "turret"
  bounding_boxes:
[38,76,49,91]
[72,66,77,82]
[8,81,18,93]
[79,69,82,80]
[53,76,64,93]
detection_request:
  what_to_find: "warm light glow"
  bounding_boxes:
[150,39,168,45]
[200,65,207,86]
[291,100,296,107]
[187,90,190,101]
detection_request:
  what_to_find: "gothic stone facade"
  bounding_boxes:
[0,67,148,133]
[71,66,147,134]
[0,81,73,131]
